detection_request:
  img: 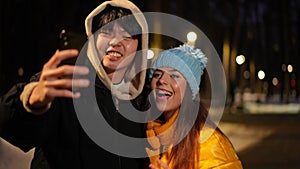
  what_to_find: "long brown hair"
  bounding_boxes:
[169,88,219,169]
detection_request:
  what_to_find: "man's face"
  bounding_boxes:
[95,22,138,73]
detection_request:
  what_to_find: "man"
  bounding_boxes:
[0,0,149,168]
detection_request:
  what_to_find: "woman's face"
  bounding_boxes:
[95,22,138,73]
[151,67,187,115]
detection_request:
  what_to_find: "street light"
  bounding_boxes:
[187,31,197,42]
[186,31,197,47]
[258,70,265,80]
[235,54,246,88]
[272,77,279,86]
[287,64,293,73]
[236,55,245,65]
[147,49,154,60]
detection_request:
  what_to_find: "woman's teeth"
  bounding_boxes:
[157,90,172,97]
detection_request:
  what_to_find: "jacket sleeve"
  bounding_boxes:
[0,73,53,152]
[0,72,41,131]
[0,82,27,133]
[20,82,51,114]
[18,72,51,114]
[198,128,243,169]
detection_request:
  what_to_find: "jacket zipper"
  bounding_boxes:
[114,96,122,169]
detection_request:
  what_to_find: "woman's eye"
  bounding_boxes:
[170,74,180,79]
[153,72,162,78]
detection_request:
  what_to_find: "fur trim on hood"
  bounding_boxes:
[85,0,148,100]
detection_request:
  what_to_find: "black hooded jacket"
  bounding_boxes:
[1,1,150,168]
[1,58,150,169]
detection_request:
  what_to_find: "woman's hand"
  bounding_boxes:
[29,49,90,109]
[149,159,172,169]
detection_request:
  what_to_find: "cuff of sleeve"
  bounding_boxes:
[20,82,51,115]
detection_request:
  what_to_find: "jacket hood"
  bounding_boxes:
[85,0,148,100]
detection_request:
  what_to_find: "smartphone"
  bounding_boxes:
[58,29,86,66]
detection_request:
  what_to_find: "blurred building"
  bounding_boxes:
[143,0,300,105]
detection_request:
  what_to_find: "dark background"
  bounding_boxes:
[1,0,299,99]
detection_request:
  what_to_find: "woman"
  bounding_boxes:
[146,45,243,169]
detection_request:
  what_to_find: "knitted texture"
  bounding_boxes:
[151,45,207,99]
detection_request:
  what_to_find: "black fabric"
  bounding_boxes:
[30,148,51,169]
[0,83,26,134]
[0,59,150,169]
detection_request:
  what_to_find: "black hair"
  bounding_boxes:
[92,5,142,43]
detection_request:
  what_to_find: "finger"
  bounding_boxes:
[149,164,159,169]
[41,65,89,80]
[44,49,79,69]
[47,88,81,99]
[157,159,171,169]
[44,79,90,89]
[73,66,90,75]
[56,65,89,76]
[71,79,90,88]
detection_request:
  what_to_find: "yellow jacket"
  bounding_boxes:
[196,127,243,168]
[146,110,243,169]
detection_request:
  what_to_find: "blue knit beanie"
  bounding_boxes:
[150,44,208,100]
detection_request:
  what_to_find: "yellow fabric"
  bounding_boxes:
[145,111,243,169]
[146,110,179,167]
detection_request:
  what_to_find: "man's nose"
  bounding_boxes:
[109,34,123,46]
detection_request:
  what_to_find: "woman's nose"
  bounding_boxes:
[157,73,169,85]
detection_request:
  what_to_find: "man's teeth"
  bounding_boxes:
[107,51,122,57]
[157,90,172,97]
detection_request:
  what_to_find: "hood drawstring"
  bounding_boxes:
[114,96,119,112]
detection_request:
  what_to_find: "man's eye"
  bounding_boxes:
[123,36,134,40]
[99,30,111,35]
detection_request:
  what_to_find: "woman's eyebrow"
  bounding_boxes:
[154,69,164,73]
[167,69,179,73]
[170,69,178,72]
[155,68,178,73]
